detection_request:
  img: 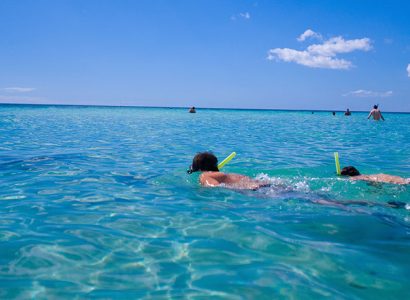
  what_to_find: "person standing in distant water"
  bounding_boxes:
[332,111,336,116]
[367,105,384,121]
[189,106,196,113]
[344,108,351,116]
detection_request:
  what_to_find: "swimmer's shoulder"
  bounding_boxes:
[199,171,226,186]
[349,175,368,181]
[351,174,386,182]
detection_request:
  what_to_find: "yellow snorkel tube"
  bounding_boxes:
[218,152,236,170]
[334,152,341,175]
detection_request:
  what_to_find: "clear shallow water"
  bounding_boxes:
[0,105,409,299]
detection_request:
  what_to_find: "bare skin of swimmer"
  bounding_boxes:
[188,152,268,190]
[200,173,408,209]
[349,174,409,185]
[367,108,384,121]
[200,171,268,190]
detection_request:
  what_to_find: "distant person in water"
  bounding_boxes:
[341,166,409,185]
[187,152,268,190]
[189,106,196,113]
[367,105,384,121]
[344,108,351,116]
[332,111,336,116]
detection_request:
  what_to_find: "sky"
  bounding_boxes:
[0,0,409,111]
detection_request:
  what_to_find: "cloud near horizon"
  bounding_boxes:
[2,87,36,93]
[267,30,372,69]
[343,89,393,98]
[407,63,410,77]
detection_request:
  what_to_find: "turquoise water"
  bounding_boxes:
[0,105,409,299]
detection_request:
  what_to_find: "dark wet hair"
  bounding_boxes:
[341,166,360,176]
[373,105,378,109]
[187,152,219,174]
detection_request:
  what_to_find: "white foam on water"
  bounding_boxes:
[255,173,312,195]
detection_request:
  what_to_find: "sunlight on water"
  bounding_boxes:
[0,105,409,298]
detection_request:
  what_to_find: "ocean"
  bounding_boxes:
[0,104,409,298]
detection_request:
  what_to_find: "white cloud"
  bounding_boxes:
[343,90,393,98]
[267,48,352,69]
[267,30,372,70]
[2,87,36,93]
[307,37,371,57]
[231,12,250,20]
[407,64,410,77]
[297,29,322,42]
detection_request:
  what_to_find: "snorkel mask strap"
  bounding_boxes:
[187,164,199,174]
[187,165,194,174]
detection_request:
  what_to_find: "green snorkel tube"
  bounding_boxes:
[218,152,236,170]
[334,152,341,175]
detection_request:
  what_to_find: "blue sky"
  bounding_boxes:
[0,0,409,111]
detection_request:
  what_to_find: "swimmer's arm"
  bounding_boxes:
[380,112,385,121]
[367,111,373,119]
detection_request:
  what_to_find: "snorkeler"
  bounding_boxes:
[187,152,268,190]
[341,166,409,185]
[189,106,196,113]
[367,105,385,121]
[187,153,408,209]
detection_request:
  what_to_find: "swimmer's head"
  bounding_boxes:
[341,166,360,177]
[187,152,219,174]
[373,104,378,109]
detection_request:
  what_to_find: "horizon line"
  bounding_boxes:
[1,102,409,114]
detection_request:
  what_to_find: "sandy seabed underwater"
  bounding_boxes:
[0,105,409,299]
